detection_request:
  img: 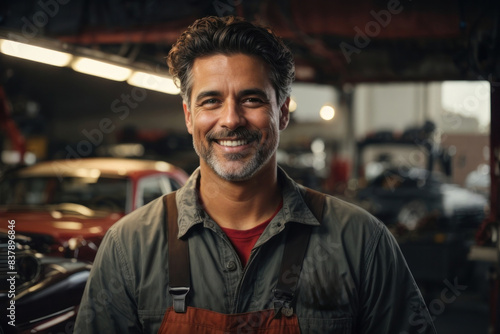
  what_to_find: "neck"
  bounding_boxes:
[198,160,282,230]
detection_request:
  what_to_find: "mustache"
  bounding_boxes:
[206,128,261,142]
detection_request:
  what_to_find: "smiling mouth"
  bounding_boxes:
[217,139,251,147]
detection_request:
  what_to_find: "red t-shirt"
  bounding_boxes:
[221,200,283,267]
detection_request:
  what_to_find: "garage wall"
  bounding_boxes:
[353,81,490,137]
[353,82,438,138]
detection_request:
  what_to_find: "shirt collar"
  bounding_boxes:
[175,166,321,238]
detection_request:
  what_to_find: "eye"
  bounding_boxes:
[200,98,221,108]
[242,97,265,107]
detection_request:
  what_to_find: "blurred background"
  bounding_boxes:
[0,0,498,333]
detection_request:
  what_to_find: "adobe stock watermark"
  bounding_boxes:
[339,0,404,64]
[401,277,467,334]
[65,87,146,157]
[441,78,494,134]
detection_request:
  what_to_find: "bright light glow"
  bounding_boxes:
[24,152,37,165]
[32,309,76,331]
[155,161,172,172]
[289,97,297,112]
[74,168,101,179]
[72,57,132,81]
[311,139,325,153]
[128,71,180,95]
[441,81,490,132]
[0,39,72,67]
[109,143,144,157]
[1,150,21,164]
[88,226,103,234]
[319,105,335,121]
[52,222,83,230]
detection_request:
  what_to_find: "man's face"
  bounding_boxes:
[183,53,289,181]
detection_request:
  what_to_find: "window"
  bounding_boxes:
[136,174,173,208]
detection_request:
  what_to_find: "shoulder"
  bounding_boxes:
[297,184,385,238]
[300,187,389,262]
[281,168,384,239]
[324,194,384,231]
[325,194,387,252]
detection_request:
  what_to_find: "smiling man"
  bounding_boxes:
[75,16,436,333]
[188,54,282,182]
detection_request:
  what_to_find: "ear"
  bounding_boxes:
[279,97,290,131]
[183,102,193,135]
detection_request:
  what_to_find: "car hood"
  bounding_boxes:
[0,207,124,242]
[440,183,488,216]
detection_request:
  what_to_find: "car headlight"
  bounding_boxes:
[17,252,41,285]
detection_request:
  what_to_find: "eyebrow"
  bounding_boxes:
[194,90,222,103]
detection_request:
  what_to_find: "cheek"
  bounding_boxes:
[259,121,279,143]
[192,113,217,134]
[248,111,277,128]
[260,115,279,132]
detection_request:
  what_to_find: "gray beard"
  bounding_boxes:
[193,133,278,181]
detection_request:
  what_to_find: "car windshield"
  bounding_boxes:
[0,175,128,212]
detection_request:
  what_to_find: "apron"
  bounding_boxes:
[158,188,325,334]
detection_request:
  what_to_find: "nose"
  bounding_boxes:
[219,100,246,130]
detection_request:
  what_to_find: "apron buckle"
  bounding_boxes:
[169,286,190,313]
[273,288,294,318]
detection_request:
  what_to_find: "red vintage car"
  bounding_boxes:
[0,158,189,262]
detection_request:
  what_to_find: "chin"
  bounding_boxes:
[212,161,262,182]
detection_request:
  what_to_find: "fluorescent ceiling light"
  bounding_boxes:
[127,71,180,95]
[0,39,72,67]
[72,57,132,81]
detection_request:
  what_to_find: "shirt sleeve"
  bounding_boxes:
[74,226,142,333]
[359,224,437,334]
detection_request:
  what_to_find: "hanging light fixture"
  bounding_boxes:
[0,39,72,67]
[0,37,180,95]
[71,57,132,81]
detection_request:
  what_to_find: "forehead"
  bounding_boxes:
[190,53,273,93]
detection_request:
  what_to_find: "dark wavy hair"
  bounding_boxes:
[167,16,295,107]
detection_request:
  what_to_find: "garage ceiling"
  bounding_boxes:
[1,0,499,86]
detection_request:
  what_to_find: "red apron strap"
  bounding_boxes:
[273,187,326,318]
[164,192,190,313]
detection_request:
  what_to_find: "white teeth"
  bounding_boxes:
[219,139,248,147]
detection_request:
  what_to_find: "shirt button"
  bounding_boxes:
[207,221,214,228]
[226,261,237,271]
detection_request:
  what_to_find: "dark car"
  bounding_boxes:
[357,167,488,231]
[0,229,90,334]
[356,153,488,290]
[356,166,488,294]
[0,158,189,262]
[353,125,489,289]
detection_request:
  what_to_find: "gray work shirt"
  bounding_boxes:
[75,167,436,333]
